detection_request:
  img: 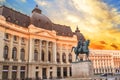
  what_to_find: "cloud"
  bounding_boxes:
[111,44,118,49]
[34,0,120,50]
[0,0,5,3]
[20,0,27,3]
[99,41,107,44]
[34,0,50,6]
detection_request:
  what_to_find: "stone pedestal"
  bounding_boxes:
[71,61,93,78]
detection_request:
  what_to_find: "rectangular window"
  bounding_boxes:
[20,72,25,79]
[12,66,17,79]
[2,66,9,80]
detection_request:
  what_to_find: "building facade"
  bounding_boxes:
[90,50,120,74]
[0,5,78,80]
[0,5,120,80]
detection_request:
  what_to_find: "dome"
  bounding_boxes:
[31,5,52,30]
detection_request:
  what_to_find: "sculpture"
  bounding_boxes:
[71,39,90,61]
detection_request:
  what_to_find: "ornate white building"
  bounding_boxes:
[0,5,120,80]
[90,50,120,74]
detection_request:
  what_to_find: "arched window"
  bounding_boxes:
[34,50,38,61]
[3,45,9,59]
[41,50,44,61]
[62,53,66,63]
[48,51,51,62]
[12,47,17,60]
[57,52,60,63]
[7,16,11,21]
[20,48,25,61]
[69,53,72,63]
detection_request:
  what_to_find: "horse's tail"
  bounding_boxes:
[71,47,75,52]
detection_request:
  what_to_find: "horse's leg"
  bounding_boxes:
[86,52,89,61]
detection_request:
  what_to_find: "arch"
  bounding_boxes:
[7,16,11,21]
[48,51,51,62]
[20,48,25,61]
[12,47,17,60]
[62,53,66,63]
[3,45,9,59]
[34,49,38,61]
[57,52,60,63]
[41,50,45,61]
[69,53,72,63]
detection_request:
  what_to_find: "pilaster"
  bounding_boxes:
[0,65,2,80]
[53,42,56,63]
[8,66,12,79]
[9,35,13,61]
[39,40,42,62]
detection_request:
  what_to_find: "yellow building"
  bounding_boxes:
[0,5,120,80]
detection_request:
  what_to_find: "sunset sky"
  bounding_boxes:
[0,0,120,50]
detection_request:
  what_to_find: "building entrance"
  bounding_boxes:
[42,68,47,79]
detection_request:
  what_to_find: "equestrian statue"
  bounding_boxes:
[71,39,90,61]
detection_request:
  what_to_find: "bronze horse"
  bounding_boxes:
[71,40,90,61]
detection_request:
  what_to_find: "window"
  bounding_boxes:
[41,50,44,61]
[3,46,9,59]
[12,66,17,80]
[5,33,9,39]
[20,66,25,80]
[57,52,60,63]
[62,53,66,63]
[20,48,25,61]
[13,36,17,41]
[57,67,61,78]
[21,37,25,43]
[48,51,51,62]
[15,20,18,24]
[69,53,72,63]
[12,47,17,60]
[35,39,39,44]
[48,42,52,47]
[7,16,11,21]
[34,50,38,61]
[2,66,9,80]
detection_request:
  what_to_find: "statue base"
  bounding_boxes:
[71,60,94,78]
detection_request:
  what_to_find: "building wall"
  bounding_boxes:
[0,15,76,80]
[89,50,120,74]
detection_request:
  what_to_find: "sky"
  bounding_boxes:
[0,0,120,50]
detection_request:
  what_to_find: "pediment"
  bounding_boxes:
[37,30,56,38]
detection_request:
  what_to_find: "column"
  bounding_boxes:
[8,66,12,80]
[0,65,2,80]
[28,65,34,79]
[18,37,21,62]
[39,66,42,79]
[29,38,34,62]
[52,66,57,78]
[67,67,70,77]
[17,66,20,79]
[39,40,42,62]
[46,41,48,62]
[9,35,13,61]
[52,42,56,63]
[46,68,49,79]
[0,31,4,61]
[60,44,63,64]
[66,45,69,64]
[61,67,63,78]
